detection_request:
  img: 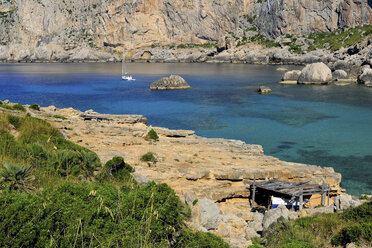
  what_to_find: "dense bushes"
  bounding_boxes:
[29,104,40,111]
[0,182,227,247]
[264,201,372,248]
[145,129,159,141]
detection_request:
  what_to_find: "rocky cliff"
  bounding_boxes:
[0,0,372,62]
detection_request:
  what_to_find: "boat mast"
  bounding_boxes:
[122,47,126,76]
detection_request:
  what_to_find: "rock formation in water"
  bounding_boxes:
[1,0,372,62]
[150,75,191,90]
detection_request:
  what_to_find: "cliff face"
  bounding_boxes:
[256,0,372,38]
[0,0,371,61]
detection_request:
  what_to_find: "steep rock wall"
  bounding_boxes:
[0,0,372,61]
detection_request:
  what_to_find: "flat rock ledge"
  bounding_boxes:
[150,74,191,90]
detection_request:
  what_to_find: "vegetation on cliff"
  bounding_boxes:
[257,201,372,248]
[0,110,229,247]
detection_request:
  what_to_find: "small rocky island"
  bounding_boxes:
[150,75,191,90]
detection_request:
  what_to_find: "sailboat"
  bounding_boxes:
[122,47,135,81]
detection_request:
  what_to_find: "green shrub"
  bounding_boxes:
[0,100,2,105]
[0,104,13,110]
[12,104,26,112]
[7,115,21,129]
[342,201,372,222]
[175,228,229,248]
[100,156,135,182]
[0,182,217,247]
[0,163,33,192]
[49,149,100,177]
[332,224,363,245]
[140,152,157,163]
[29,104,40,111]
[105,156,134,174]
[53,114,66,120]
[145,129,159,141]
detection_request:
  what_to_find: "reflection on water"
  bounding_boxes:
[0,63,372,196]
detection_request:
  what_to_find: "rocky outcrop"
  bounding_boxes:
[298,62,333,85]
[257,86,272,94]
[282,70,301,81]
[333,69,348,80]
[150,75,190,90]
[358,68,372,85]
[262,205,290,230]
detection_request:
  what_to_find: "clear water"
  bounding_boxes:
[1,63,372,196]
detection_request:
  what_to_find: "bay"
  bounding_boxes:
[1,62,372,196]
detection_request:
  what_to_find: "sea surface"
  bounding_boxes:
[1,63,372,196]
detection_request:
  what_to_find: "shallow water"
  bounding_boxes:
[1,63,372,196]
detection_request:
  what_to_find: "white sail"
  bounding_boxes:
[122,46,135,81]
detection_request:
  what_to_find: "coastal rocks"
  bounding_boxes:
[333,70,348,80]
[281,70,301,84]
[298,62,332,85]
[150,75,191,90]
[132,172,151,185]
[153,127,195,138]
[192,198,222,230]
[262,205,289,230]
[358,68,372,85]
[334,194,362,212]
[257,86,272,94]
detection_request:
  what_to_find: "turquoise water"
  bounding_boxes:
[1,63,372,196]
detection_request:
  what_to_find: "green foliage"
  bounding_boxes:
[0,104,15,110]
[289,44,303,54]
[175,228,229,247]
[140,152,157,163]
[105,156,134,173]
[7,115,21,129]
[244,34,280,48]
[332,223,365,245]
[145,129,159,141]
[29,104,40,111]
[265,202,372,248]
[0,163,33,192]
[192,199,198,206]
[53,114,66,120]
[0,100,2,104]
[342,201,372,222]
[98,156,135,183]
[12,104,26,112]
[0,113,100,179]
[0,181,197,247]
[177,43,217,49]
[307,25,372,51]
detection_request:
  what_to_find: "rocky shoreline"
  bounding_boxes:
[2,101,364,247]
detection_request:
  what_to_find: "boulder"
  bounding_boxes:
[150,75,191,90]
[357,68,372,84]
[282,70,301,81]
[132,172,151,185]
[262,205,289,230]
[298,62,332,85]
[334,194,353,212]
[194,198,222,230]
[333,70,348,80]
[257,86,272,94]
